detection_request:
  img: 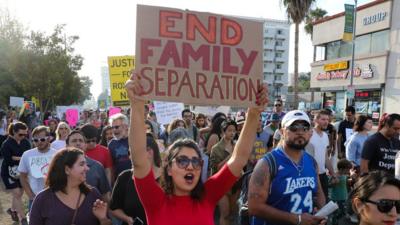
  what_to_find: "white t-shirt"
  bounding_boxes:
[307,129,329,174]
[50,140,66,151]
[18,147,58,195]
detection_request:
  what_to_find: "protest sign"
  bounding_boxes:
[153,101,184,125]
[9,96,24,107]
[193,106,230,117]
[109,106,122,117]
[66,109,79,127]
[135,5,263,107]
[108,56,135,106]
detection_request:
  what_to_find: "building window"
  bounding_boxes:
[355,34,371,56]
[275,52,283,58]
[339,41,352,58]
[371,29,389,53]
[264,63,267,68]
[315,45,326,61]
[326,41,340,60]
[276,41,283,46]
[277,29,282,34]
[276,64,282,69]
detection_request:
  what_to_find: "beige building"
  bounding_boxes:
[311,0,399,120]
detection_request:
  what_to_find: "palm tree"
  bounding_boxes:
[281,0,315,108]
[304,7,327,61]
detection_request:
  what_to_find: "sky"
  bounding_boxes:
[0,0,372,99]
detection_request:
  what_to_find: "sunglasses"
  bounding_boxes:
[33,137,47,142]
[364,199,400,213]
[274,104,282,107]
[287,124,310,132]
[112,125,121,130]
[173,155,203,170]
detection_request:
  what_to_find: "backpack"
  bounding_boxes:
[238,152,277,222]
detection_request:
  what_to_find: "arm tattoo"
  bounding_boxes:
[252,160,269,187]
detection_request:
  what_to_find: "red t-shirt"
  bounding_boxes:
[85,144,113,169]
[134,164,238,225]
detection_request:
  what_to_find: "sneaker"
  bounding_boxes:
[20,218,28,225]
[7,208,19,222]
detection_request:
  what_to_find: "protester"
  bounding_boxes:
[80,123,113,184]
[348,171,399,225]
[345,115,373,169]
[264,113,280,136]
[99,125,113,147]
[29,148,112,225]
[329,159,353,225]
[248,116,273,170]
[195,113,207,129]
[66,130,112,201]
[0,122,30,223]
[108,113,131,179]
[360,113,400,174]
[234,112,246,141]
[306,109,337,199]
[337,106,356,158]
[248,110,326,225]
[210,119,237,225]
[50,122,71,151]
[110,133,162,225]
[18,125,57,211]
[125,72,267,225]
[182,109,199,142]
[205,117,225,155]
[0,110,8,146]
[48,119,58,142]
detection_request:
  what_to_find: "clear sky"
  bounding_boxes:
[0,0,372,99]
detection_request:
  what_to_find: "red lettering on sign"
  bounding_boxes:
[141,39,161,64]
[221,18,243,46]
[238,78,248,100]
[212,46,221,73]
[167,70,179,96]
[140,67,154,94]
[222,47,239,74]
[155,68,166,96]
[182,43,210,70]
[196,72,210,98]
[237,49,258,75]
[159,40,182,67]
[187,14,217,44]
[210,75,224,99]
[159,10,183,38]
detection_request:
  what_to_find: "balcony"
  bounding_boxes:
[275,68,286,74]
[264,32,275,39]
[263,55,274,62]
[275,56,285,62]
[276,45,286,51]
[276,34,286,40]
[264,43,275,50]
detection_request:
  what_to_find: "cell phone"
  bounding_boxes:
[133,217,144,225]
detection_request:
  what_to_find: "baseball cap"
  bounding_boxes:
[235,115,245,125]
[281,110,310,128]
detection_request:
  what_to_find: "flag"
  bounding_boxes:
[343,4,355,42]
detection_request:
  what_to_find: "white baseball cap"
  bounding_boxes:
[281,110,311,128]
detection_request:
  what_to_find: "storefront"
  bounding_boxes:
[310,0,400,118]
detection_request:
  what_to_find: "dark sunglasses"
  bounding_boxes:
[274,104,282,107]
[287,124,310,132]
[33,137,47,142]
[112,125,121,130]
[364,199,400,213]
[173,155,203,170]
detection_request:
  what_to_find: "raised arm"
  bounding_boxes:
[125,72,151,178]
[226,84,268,176]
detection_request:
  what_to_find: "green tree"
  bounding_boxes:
[0,12,92,112]
[281,0,315,108]
[304,7,327,60]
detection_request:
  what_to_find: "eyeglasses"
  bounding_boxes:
[33,137,47,142]
[274,104,282,107]
[364,199,400,214]
[173,155,203,170]
[112,125,121,130]
[85,138,97,143]
[18,133,27,137]
[287,124,310,132]
[58,127,68,130]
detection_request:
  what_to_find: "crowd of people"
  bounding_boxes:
[0,74,399,225]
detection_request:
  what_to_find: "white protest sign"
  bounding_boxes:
[194,106,231,117]
[9,96,24,107]
[154,101,184,125]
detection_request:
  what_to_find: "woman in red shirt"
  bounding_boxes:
[125,72,268,225]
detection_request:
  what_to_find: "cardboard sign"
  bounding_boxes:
[109,106,122,117]
[66,109,79,127]
[153,101,184,125]
[108,56,135,106]
[135,5,263,107]
[9,96,24,107]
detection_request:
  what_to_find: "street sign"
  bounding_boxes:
[108,56,135,106]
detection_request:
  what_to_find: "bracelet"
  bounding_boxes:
[296,214,302,225]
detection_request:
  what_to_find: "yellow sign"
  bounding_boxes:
[324,61,348,72]
[108,56,135,106]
